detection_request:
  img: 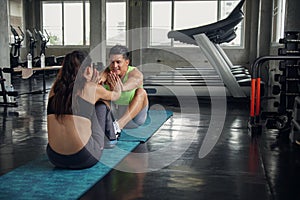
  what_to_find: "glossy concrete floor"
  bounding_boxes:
[1,73,300,200]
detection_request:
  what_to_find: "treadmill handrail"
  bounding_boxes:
[194,33,246,98]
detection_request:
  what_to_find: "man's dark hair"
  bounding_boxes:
[109,45,130,60]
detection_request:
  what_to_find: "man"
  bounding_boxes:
[105,45,149,131]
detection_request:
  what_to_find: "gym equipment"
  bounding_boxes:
[10,25,26,68]
[276,32,300,130]
[0,68,18,107]
[33,29,57,67]
[249,31,300,135]
[143,0,249,97]
[25,28,59,68]
[26,29,37,59]
[11,66,61,94]
[37,29,49,56]
[290,96,300,143]
[248,55,300,135]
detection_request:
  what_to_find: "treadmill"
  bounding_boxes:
[144,0,250,97]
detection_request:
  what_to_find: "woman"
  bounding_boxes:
[46,50,121,169]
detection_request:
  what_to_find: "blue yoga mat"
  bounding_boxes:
[119,109,173,142]
[0,109,173,200]
[0,141,139,200]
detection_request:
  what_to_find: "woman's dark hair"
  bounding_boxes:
[51,50,91,119]
[109,45,130,60]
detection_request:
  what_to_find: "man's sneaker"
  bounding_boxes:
[113,121,121,139]
[113,121,121,133]
[116,131,123,140]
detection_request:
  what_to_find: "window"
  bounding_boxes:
[42,1,90,46]
[43,3,62,45]
[150,0,245,47]
[43,0,126,46]
[174,1,217,47]
[272,0,286,43]
[106,1,126,46]
[64,3,84,45]
[150,1,172,46]
[174,1,217,30]
[9,0,24,44]
[85,2,90,45]
[219,1,243,46]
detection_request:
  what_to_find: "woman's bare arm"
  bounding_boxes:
[95,84,121,101]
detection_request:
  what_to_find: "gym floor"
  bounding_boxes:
[1,72,300,200]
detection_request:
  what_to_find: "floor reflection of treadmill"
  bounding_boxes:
[144,0,250,97]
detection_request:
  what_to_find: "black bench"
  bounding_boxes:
[0,68,18,107]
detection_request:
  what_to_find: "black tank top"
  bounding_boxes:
[47,96,94,120]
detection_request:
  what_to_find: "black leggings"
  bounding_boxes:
[46,144,99,169]
[95,101,117,140]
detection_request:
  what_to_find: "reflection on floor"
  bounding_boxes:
[0,73,300,200]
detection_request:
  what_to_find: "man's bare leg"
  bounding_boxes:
[117,88,148,129]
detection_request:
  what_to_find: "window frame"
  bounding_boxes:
[271,0,286,45]
[9,0,24,45]
[106,0,127,46]
[41,0,90,47]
